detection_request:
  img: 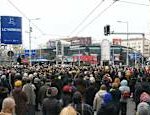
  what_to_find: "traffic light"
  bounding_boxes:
[104,25,110,36]
[17,56,22,64]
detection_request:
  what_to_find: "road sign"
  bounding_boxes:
[24,50,36,56]
[7,50,14,57]
[1,16,22,44]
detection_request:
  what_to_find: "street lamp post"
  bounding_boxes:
[28,18,40,66]
[117,21,129,66]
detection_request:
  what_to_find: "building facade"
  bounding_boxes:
[121,38,150,58]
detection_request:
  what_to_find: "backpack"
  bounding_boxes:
[122,90,130,99]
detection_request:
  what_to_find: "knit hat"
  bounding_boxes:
[103,92,112,105]
[140,92,150,103]
[46,87,58,97]
[137,102,150,115]
[14,80,22,87]
[63,85,72,93]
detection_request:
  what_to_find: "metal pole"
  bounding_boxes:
[29,19,32,66]
[40,46,42,59]
[142,36,144,67]
[56,40,58,66]
[134,51,136,67]
[126,21,129,66]
[78,46,80,66]
[112,46,115,66]
[117,21,129,66]
[28,18,40,66]
[61,44,64,65]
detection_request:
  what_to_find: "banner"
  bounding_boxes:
[1,16,22,44]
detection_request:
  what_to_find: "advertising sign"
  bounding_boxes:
[1,16,22,44]
[101,39,110,61]
[112,38,122,45]
[71,37,92,46]
[46,40,56,48]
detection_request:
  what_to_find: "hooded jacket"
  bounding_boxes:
[93,90,107,112]
[119,80,130,102]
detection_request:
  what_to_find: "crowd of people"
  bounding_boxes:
[0,64,149,115]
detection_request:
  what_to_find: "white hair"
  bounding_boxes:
[2,97,15,113]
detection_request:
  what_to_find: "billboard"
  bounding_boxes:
[1,16,22,44]
[71,37,92,46]
[46,40,56,48]
[101,39,110,61]
[112,38,122,45]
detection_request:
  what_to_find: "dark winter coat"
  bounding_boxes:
[42,97,62,115]
[12,87,28,115]
[71,103,94,115]
[84,84,98,107]
[97,102,118,115]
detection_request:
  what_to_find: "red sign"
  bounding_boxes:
[73,55,97,64]
[112,38,122,45]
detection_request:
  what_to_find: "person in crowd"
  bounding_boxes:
[42,87,62,115]
[0,97,15,115]
[134,77,143,109]
[33,77,41,111]
[60,105,77,115]
[73,74,86,96]
[62,83,74,107]
[38,79,51,105]
[101,74,112,91]
[84,76,98,107]
[22,76,36,115]
[114,77,121,87]
[71,91,93,115]
[109,82,121,115]
[0,75,9,111]
[12,80,28,115]
[119,79,130,115]
[140,92,150,104]
[136,102,150,115]
[93,84,107,112]
[97,92,118,115]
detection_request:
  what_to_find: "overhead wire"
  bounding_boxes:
[70,0,105,36]
[75,1,117,36]
[119,0,149,6]
[7,0,45,35]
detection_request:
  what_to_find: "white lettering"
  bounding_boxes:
[1,28,21,32]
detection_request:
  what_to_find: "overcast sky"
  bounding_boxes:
[0,0,150,49]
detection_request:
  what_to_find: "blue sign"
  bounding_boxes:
[1,16,22,44]
[129,52,142,60]
[24,50,36,56]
